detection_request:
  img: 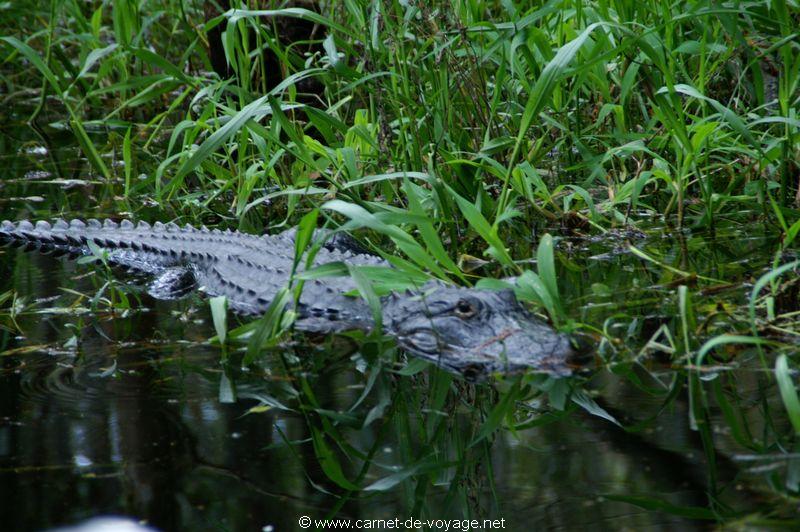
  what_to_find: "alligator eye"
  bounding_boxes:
[454,299,477,319]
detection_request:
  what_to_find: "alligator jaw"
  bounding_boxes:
[384,285,574,381]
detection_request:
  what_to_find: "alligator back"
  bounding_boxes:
[0,219,380,328]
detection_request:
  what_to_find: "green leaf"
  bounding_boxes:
[604,494,716,520]
[776,355,800,435]
[322,200,448,278]
[444,185,514,268]
[226,7,351,35]
[295,261,349,281]
[209,296,228,344]
[348,265,382,330]
[342,171,431,189]
[130,47,194,84]
[403,179,463,279]
[243,287,292,365]
[571,389,621,427]
[546,377,569,410]
[293,209,319,266]
[661,84,757,147]
[77,43,118,79]
[364,462,437,491]
[695,335,770,366]
[515,270,556,322]
[243,404,272,416]
[395,358,431,376]
[2,36,62,94]
[501,22,610,205]
[218,371,236,404]
[170,98,302,196]
[536,234,563,319]
[470,379,520,446]
[309,424,360,490]
[518,23,607,139]
[787,218,800,247]
[749,261,800,335]
[122,126,132,196]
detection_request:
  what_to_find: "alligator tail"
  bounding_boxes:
[0,219,88,257]
[0,218,200,273]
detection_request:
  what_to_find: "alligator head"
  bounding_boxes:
[383,284,575,381]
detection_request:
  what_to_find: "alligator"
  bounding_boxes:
[0,218,577,379]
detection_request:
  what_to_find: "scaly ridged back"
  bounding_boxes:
[0,218,381,326]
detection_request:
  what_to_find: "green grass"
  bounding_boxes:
[1,0,800,525]
[3,1,796,229]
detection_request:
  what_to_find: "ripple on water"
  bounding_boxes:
[6,343,225,417]
[17,361,103,411]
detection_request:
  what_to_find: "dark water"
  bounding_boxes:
[1,124,798,531]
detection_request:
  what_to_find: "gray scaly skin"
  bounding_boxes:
[0,218,575,379]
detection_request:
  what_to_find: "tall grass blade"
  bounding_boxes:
[776,355,800,435]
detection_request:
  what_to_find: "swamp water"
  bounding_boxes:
[1,128,798,532]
